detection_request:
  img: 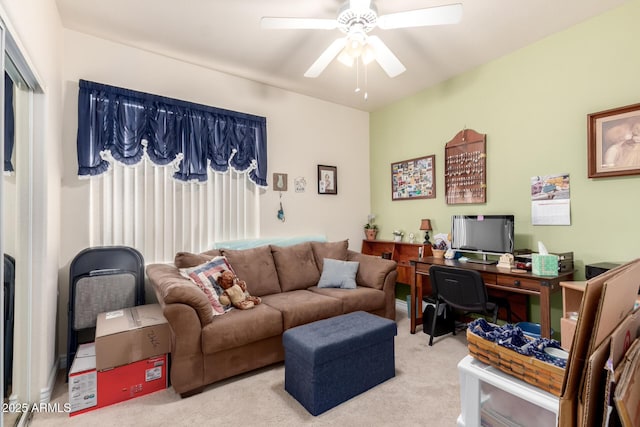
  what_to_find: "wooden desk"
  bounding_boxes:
[410,257,574,338]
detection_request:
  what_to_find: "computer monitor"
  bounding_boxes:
[451,215,514,263]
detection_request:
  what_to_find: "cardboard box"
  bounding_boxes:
[98,354,168,408]
[560,317,577,351]
[69,343,98,416]
[559,259,640,426]
[95,304,170,371]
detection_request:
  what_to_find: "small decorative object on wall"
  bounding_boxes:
[391,155,435,200]
[277,193,285,222]
[587,103,640,178]
[294,176,307,193]
[445,128,486,204]
[273,173,288,191]
[318,165,337,195]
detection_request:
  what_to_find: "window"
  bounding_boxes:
[89,156,260,263]
[77,80,267,262]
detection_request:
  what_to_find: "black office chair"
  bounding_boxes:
[66,246,145,379]
[427,265,499,346]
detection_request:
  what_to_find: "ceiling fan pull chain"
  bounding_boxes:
[364,59,368,100]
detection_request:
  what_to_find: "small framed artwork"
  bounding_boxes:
[588,103,640,178]
[391,155,435,200]
[317,165,337,195]
[273,173,288,191]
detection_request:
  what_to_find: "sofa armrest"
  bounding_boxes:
[347,250,398,320]
[146,263,214,327]
[347,250,397,290]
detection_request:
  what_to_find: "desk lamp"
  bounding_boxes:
[420,219,432,245]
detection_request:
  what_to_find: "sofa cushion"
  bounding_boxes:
[179,256,232,315]
[222,246,281,297]
[271,242,320,292]
[317,258,359,289]
[310,240,348,271]
[260,290,343,330]
[201,303,284,354]
[309,286,387,314]
[175,251,216,269]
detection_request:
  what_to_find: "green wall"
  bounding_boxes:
[370,1,640,333]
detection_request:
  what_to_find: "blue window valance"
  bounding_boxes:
[76,79,267,186]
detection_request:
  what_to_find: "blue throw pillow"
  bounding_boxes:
[317,258,359,289]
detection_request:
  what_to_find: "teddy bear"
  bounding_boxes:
[216,270,261,310]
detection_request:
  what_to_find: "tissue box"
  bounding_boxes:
[532,254,559,276]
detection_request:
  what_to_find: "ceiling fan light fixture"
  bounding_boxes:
[337,50,355,67]
[361,44,376,65]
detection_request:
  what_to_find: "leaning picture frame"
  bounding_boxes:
[317,165,337,195]
[588,103,640,178]
[391,155,435,200]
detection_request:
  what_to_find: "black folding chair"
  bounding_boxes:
[66,246,145,379]
[427,265,500,346]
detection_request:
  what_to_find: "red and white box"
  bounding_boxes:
[68,343,98,416]
[69,343,168,416]
[97,354,168,408]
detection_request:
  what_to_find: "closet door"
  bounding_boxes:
[1,17,41,427]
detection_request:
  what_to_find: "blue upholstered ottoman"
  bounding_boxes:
[282,311,397,415]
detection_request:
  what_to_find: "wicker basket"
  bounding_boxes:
[466,329,565,396]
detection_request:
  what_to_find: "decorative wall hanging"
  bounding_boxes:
[273,173,288,191]
[294,176,307,193]
[445,129,486,204]
[318,165,337,195]
[587,103,640,178]
[391,155,435,200]
[277,193,285,222]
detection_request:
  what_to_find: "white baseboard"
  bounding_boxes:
[39,356,60,403]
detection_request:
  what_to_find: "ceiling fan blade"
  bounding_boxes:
[367,36,406,78]
[304,37,348,78]
[261,17,338,30]
[377,3,463,29]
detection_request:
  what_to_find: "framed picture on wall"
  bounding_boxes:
[391,155,435,200]
[588,103,640,178]
[317,165,337,195]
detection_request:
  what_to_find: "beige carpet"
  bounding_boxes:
[31,310,470,427]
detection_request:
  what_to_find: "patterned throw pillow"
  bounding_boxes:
[180,256,233,315]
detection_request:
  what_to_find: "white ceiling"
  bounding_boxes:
[55,0,628,112]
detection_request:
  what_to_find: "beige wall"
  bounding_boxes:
[58,30,371,357]
[370,1,640,330]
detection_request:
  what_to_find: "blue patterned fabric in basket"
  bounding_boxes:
[468,319,567,369]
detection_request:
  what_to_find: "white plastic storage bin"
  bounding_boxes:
[457,355,559,427]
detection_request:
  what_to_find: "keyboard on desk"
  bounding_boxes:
[465,258,497,265]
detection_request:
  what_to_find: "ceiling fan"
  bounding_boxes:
[261,0,462,79]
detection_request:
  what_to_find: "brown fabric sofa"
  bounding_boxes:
[146,240,398,397]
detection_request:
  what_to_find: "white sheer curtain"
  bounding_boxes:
[88,157,260,263]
